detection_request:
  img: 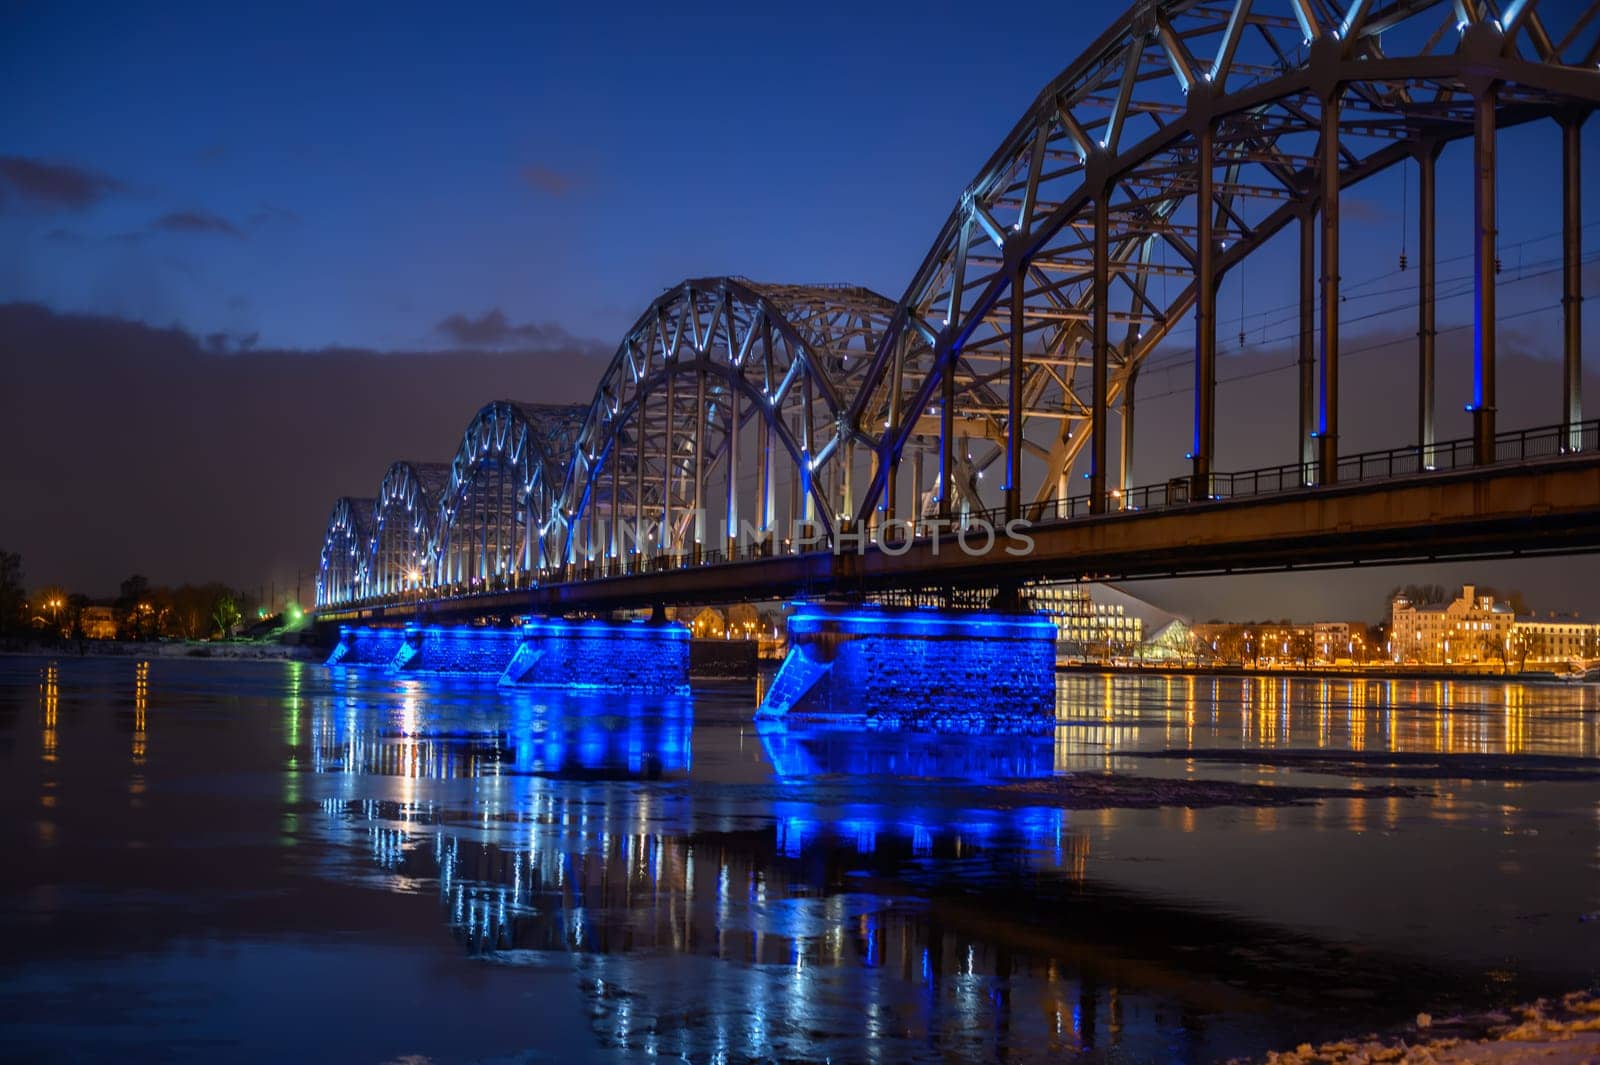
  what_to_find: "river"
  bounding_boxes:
[1,656,1596,1063]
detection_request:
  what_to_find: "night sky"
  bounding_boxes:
[3,1,1598,621]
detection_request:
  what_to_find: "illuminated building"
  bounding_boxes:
[1025,583,1145,658]
[1389,585,1514,664]
[80,605,117,639]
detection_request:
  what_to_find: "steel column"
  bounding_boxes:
[911,444,925,522]
[609,433,620,560]
[938,337,955,520]
[1471,87,1497,464]
[1090,190,1110,514]
[634,395,646,559]
[661,372,674,555]
[1417,144,1438,467]
[1006,266,1024,521]
[1298,206,1315,482]
[1119,363,1137,508]
[726,387,739,552]
[757,411,772,533]
[1192,122,1216,496]
[693,369,706,552]
[1562,113,1584,451]
[1318,93,1341,485]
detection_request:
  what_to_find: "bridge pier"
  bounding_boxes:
[326,625,407,667]
[500,616,689,693]
[756,603,1056,733]
[393,624,522,674]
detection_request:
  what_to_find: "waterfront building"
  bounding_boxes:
[1510,613,1600,666]
[81,605,117,640]
[1313,622,1373,664]
[1025,583,1146,658]
[1389,585,1514,665]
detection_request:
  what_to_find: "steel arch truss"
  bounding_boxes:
[549,277,898,565]
[315,497,374,608]
[361,460,449,600]
[435,401,586,589]
[846,0,1600,525]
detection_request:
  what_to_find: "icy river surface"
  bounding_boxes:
[2,656,1597,1064]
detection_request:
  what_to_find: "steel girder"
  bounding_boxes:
[359,460,450,600]
[548,277,897,565]
[314,496,374,608]
[434,401,587,587]
[843,0,1600,525]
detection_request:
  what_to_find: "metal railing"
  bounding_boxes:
[323,417,1598,611]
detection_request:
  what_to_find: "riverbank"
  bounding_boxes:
[0,638,324,661]
[1237,991,1600,1064]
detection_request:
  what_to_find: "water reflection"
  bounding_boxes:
[1054,673,1599,762]
[759,724,1058,781]
[310,678,691,782]
[316,787,1343,1062]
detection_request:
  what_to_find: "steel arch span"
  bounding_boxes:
[360,460,449,601]
[315,497,375,608]
[434,400,586,591]
[844,0,1600,528]
[548,277,897,567]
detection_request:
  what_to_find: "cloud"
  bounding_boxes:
[521,164,576,197]
[151,209,245,238]
[434,307,595,351]
[0,155,123,210]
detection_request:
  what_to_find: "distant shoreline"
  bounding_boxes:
[0,639,324,662]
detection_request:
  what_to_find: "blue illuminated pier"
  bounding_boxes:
[326,625,407,667]
[501,616,688,694]
[758,603,1057,733]
[327,618,689,694]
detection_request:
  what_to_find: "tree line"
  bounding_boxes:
[0,550,261,642]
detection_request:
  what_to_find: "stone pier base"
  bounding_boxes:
[501,617,688,693]
[394,624,523,675]
[326,626,407,667]
[757,604,1056,733]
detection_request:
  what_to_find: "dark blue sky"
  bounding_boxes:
[5,1,1595,354]
[4,1,1154,349]
[3,0,1598,615]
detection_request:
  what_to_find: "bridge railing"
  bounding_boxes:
[958,417,1598,531]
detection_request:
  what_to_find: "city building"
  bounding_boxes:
[81,605,117,640]
[1025,583,1147,658]
[1389,584,1514,664]
[1313,622,1373,664]
[1510,613,1600,665]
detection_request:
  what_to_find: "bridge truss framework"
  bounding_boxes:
[317,0,1600,612]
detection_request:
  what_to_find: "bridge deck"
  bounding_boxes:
[314,451,1600,622]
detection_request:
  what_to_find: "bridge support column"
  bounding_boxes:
[500,616,688,693]
[1562,111,1585,451]
[1118,362,1137,507]
[1415,143,1439,467]
[938,334,955,521]
[1192,121,1216,498]
[1318,92,1341,485]
[1471,86,1498,465]
[1090,189,1110,514]
[1298,205,1315,483]
[1006,265,1024,521]
[756,603,1056,733]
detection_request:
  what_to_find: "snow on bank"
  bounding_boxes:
[1241,992,1600,1064]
